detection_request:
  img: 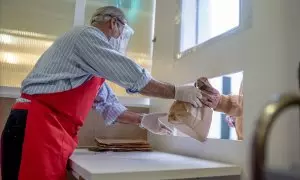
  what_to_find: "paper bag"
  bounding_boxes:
[167,101,213,142]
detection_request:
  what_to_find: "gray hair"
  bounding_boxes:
[90,6,126,25]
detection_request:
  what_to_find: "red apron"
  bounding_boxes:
[12,76,105,180]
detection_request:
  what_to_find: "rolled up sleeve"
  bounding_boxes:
[75,27,152,93]
[126,69,151,94]
[93,83,127,125]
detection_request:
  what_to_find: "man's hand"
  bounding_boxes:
[197,77,221,109]
[140,113,173,135]
[175,85,203,107]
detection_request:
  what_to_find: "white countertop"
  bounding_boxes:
[70,149,241,180]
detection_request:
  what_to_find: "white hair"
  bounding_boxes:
[90,6,126,25]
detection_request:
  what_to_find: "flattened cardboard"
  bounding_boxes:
[89,146,152,152]
[95,138,148,145]
[93,138,152,152]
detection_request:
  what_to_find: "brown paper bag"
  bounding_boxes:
[167,101,213,142]
[165,79,213,142]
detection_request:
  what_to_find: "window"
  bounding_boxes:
[85,0,156,96]
[208,71,243,140]
[0,0,75,87]
[180,0,240,52]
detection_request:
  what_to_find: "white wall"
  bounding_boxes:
[149,0,300,179]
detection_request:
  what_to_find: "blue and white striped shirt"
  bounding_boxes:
[19,25,152,125]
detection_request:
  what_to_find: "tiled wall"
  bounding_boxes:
[0,97,149,147]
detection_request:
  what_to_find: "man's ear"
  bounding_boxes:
[109,18,117,29]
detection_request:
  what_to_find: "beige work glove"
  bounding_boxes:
[175,85,203,107]
[140,113,173,135]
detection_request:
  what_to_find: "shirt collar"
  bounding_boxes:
[89,25,109,42]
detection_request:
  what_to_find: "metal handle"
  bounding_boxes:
[251,93,300,180]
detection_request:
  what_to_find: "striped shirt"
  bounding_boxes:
[19,25,152,125]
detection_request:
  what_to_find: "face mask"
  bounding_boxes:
[109,24,134,55]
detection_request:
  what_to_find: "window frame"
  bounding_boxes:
[34,0,88,26]
[173,0,251,60]
[74,0,86,26]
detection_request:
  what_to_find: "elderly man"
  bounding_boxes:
[0,6,203,180]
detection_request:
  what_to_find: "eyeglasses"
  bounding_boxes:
[91,14,126,26]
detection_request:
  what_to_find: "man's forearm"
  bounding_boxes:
[140,79,175,99]
[214,95,243,117]
[116,110,143,125]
